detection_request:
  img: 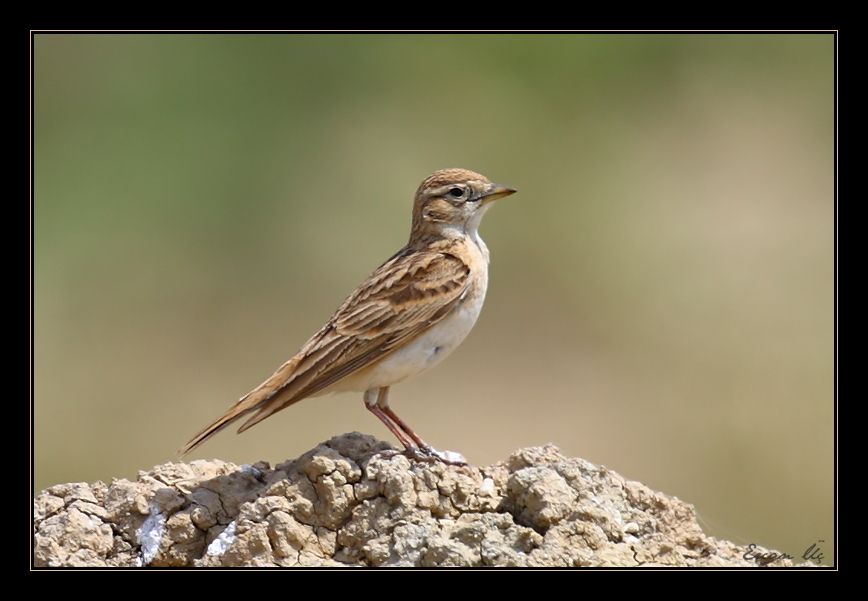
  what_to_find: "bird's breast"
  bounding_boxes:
[333,268,488,392]
[377,277,487,383]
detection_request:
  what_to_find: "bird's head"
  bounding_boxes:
[411,168,516,239]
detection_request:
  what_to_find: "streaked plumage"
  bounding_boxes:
[181,168,515,460]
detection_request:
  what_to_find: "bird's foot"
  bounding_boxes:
[411,445,468,466]
[373,446,468,466]
[372,448,404,462]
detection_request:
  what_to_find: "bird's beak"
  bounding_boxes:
[480,183,517,205]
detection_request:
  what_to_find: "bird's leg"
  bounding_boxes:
[376,388,467,466]
[366,387,467,466]
[376,387,432,452]
[364,388,414,451]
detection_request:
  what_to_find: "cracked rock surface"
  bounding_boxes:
[33,432,801,567]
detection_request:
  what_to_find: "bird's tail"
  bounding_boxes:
[179,354,305,456]
[178,399,259,457]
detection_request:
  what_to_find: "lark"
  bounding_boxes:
[181,168,515,463]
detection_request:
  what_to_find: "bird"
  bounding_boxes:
[180,168,516,463]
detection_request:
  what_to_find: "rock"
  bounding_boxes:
[32,432,812,567]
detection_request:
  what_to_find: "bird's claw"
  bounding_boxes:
[411,445,468,466]
[372,446,467,466]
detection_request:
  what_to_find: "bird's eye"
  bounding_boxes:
[449,187,465,198]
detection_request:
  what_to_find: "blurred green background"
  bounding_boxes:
[34,34,833,562]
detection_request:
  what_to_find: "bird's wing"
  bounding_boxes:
[180,248,470,455]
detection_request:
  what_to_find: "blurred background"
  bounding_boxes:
[34,34,833,562]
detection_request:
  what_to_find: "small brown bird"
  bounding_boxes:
[181,168,515,462]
